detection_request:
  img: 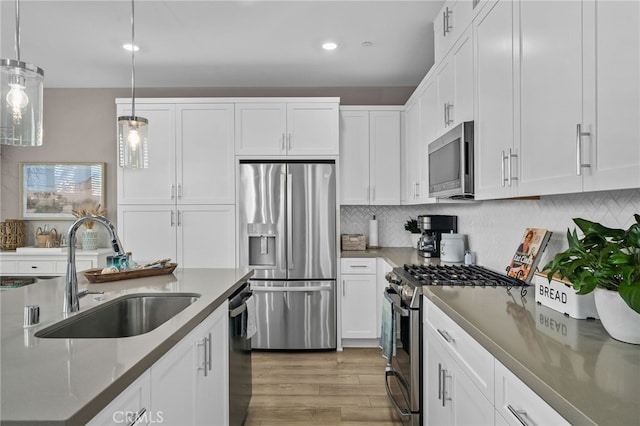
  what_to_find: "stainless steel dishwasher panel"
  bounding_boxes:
[228,283,252,426]
[250,280,336,350]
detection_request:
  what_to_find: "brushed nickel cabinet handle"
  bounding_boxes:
[576,123,591,175]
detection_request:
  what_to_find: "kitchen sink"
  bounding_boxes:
[35,293,200,338]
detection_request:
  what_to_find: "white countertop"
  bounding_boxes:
[0,268,253,425]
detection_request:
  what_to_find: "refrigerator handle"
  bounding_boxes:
[287,173,294,270]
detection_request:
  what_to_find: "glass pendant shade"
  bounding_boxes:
[118,116,148,168]
[1,59,44,147]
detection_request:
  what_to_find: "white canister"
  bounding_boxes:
[440,233,465,263]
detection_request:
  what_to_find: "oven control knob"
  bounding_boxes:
[385,272,402,285]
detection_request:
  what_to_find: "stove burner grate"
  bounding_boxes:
[402,264,527,287]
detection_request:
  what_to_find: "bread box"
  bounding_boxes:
[533,272,599,319]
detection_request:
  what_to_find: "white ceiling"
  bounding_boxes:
[0,0,444,89]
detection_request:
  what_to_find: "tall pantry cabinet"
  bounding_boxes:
[116,100,236,268]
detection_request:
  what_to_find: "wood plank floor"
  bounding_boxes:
[246,348,404,426]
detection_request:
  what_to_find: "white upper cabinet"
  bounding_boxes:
[117,104,177,205]
[177,104,235,204]
[117,102,235,205]
[473,0,640,200]
[582,0,640,192]
[473,0,516,200]
[340,108,401,205]
[436,26,474,135]
[434,0,474,64]
[340,110,370,205]
[517,0,584,196]
[235,100,339,156]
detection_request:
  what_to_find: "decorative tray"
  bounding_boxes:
[83,263,178,283]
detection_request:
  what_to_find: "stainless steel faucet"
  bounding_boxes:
[64,215,125,313]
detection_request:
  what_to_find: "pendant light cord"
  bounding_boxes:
[14,0,21,61]
[130,0,136,118]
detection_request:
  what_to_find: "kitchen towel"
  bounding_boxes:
[380,292,396,362]
[245,295,257,339]
[369,215,379,247]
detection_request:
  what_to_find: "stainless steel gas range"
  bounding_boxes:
[383,264,527,425]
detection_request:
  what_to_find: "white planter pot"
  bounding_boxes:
[408,233,421,249]
[594,287,640,345]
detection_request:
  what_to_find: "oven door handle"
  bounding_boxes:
[384,368,412,419]
[392,303,409,317]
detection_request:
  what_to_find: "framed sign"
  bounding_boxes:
[19,162,105,220]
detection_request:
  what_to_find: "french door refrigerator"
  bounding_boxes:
[239,160,336,350]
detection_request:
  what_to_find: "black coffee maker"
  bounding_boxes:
[417,215,458,258]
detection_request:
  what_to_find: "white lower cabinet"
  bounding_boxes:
[151,300,229,425]
[88,371,151,426]
[88,302,229,426]
[423,296,569,426]
[424,297,494,426]
[341,258,377,340]
[0,249,111,277]
[494,360,569,426]
[425,327,494,426]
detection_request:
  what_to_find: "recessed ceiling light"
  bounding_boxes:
[122,43,140,52]
[362,41,373,47]
[322,42,338,51]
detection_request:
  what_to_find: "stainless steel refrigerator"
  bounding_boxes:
[239,161,336,350]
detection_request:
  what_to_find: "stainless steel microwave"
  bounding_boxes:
[428,121,474,199]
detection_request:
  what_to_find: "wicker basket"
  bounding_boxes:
[341,234,366,251]
[0,219,26,250]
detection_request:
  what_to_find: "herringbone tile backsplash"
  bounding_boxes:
[340,188,640,272]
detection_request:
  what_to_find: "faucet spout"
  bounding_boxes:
[65,215,125,314]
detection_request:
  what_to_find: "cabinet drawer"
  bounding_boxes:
[88,370,151,425]
[0,260,18,274]
[495,360,569,426]
[16,260,55,275]
[424,297,494,403]
[55,260,93,274]
[340,258,376,274]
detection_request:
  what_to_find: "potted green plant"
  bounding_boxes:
[405,217,421,249]
[543,214,640,344]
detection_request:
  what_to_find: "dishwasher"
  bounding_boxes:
[228,282,253,426]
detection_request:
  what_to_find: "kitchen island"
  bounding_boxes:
[0,268,252,425]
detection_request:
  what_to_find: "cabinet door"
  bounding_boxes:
[178,205,236,268]
[369,111,401,205]
[117,104,176,205]
[473,0,516,200]
[437,59,454,134]
[401,100,420,204]
[517,0,583,196]
[425,328,494,426]
[495,360,570,426]
[88,371,151,426]
[286,103,339,156]
[419,79,438,202]
[339,110,370,205]
[177,104,235,204]
[234,103,286,155]
[341,274,377,339]
[117,205,177,264]
[582,0,640,192]
[150,336,195,425]
[451,27,473,125]
[194,300,229,426]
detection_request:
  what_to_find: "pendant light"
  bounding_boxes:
[0,0,44,147]
[118,0,148,168]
